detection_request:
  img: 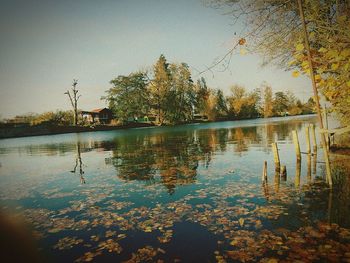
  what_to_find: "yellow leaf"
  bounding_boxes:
[340,49,350,58]
[331,63,339,70]
[238,38,246,45]
[301,61,309,69]
[296,43,304,51]
[294,53,304,60]
[347,81,350,87]
[239,218,245,227]
[345,63,350,71]
[292,71,300,77]
[303,68,311,75]
[240,48,247,55]
[288,60,296,66]
[267,258,279,263]
[315,74,321,81]
[318,47,327,53]
[338,15,347,22]
[317,67,325,74]
[326,50,338,59]
[230,240,238,246]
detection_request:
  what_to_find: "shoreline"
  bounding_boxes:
[0,114,316,140]
[0,122,155,140]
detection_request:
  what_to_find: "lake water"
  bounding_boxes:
[1,115,350,262]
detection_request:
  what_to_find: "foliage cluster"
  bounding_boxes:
[212,0,350,125]
[5,110,74,126]
[104,55,314,124]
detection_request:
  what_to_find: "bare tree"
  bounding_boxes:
[64,79,80,126]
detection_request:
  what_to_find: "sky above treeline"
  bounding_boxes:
[0,0,312,118]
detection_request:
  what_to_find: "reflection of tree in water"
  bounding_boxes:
[70,141,86,184]
[231,127,258,155]
[109,131,219,194]
[107,119,315,193]
[256,120,305,153]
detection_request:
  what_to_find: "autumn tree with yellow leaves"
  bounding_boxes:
[212,0,350,124]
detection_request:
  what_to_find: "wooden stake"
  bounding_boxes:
[271,142,280,170]
[295,160,301,189]
[262,161,267,183]
[292,130,301,161]
[274,169,280,192]
[297,0,332,186]
[324,104,330,150]
[305,126,311,154]
[307,154,312,183]
[312,150,317,175]
[310,124,317,153]
[280,165,287,181]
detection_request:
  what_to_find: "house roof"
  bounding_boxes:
[81,108,112,116]
[91,108,109,113]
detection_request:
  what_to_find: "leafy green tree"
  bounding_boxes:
[273,92,289,115]
[195,77,210,115]
[104,72,150,122]
[214,89,228,118]
[262,83,273,118]
[227,85,260,119]
[302,97,316,114]
[167,63,195,123]
[227,85,246,118]
[151,54,171,124]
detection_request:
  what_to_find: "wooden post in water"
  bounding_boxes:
[262,161,267,183]
[271,143,280,171]
[324,104,330,151]
[274,169,280,192]
[310,124,317,153]
[297,0,332,186]
[307,154,312,184]
[305,126,311,154]
[292,130,301,161]
[312,150,317,175]
[280,165,287,181]
[295,160,301,189]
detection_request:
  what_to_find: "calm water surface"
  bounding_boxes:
[1,115,350,262]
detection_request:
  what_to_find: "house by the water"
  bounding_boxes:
[81,108,113,124]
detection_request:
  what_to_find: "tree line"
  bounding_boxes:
[1,54,315,127]
[103,54,315,125]
[0,110,74,127]
[212,0,350,125]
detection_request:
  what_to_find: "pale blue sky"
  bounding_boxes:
[0,0,311,118]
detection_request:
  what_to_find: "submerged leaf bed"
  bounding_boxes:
[1,117,350,262]
[2,174,349,263]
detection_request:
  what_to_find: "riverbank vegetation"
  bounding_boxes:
[1,55,315,131]
[211,0,350,126]
[103,55,315,125]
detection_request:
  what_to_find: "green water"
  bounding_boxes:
[0,115,349,262]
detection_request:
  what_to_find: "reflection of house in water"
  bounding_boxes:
[81,108,113,124]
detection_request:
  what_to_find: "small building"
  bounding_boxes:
[81,108,113,124]
[193,114,208,122]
